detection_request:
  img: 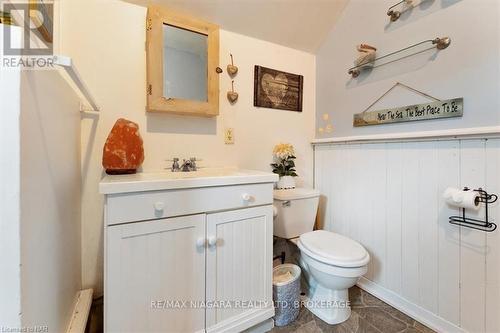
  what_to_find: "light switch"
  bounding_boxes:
[224,128,234,144]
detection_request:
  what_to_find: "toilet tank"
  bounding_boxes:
[273,188,320,239]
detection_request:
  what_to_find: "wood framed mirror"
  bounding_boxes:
[146,6,220,117]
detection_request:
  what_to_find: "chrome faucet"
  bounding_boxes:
[170,157,199,172]
[180,159,192,172]
[189,157,198,171]
[171,158,180,172]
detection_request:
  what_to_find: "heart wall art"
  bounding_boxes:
[253,65,303,112]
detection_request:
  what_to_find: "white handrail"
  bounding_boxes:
[53,55,99,112]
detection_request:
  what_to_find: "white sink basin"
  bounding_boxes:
[99,167,278,194]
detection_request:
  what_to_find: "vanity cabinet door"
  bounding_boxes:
[106,214,206,333]
[205,206,274,333]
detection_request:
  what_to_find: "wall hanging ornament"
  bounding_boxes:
[227,53,238,76]
[227,80,239,103]
[354,44,377,71]
[348,37,451,78]
[318,113,334,134]
[353,82,463,127]
[254,65,303,112]
[102,118,144,174]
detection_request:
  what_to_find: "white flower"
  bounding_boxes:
[273,143,295,160]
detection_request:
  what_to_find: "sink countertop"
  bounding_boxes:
[99,168,279,194]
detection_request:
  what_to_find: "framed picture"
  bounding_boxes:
[254,65,303,112]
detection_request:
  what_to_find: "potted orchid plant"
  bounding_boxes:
[271,143,298,189]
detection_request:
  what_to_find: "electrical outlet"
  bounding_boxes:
[224,128,234,144]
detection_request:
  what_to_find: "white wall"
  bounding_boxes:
[315,139,500,333]
[0,24,22,328]
[59,0,316,295]
[19,69,82,332]
[0,23,82,331]
[316,0,500,138]
[313,1,500,332]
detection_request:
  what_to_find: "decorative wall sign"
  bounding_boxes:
[353,82,463,127]
[254,65,303,112]
[354,98,463,127]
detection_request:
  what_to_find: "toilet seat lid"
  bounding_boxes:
[298,230,369,267]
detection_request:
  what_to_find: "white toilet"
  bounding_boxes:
[273,188,370,325]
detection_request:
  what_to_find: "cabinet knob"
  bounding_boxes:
[196,237,206,248]
[207,236,217,248]
[241,193,253,202]
[154,202,165,211]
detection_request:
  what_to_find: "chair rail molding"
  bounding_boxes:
[312,126,500,145]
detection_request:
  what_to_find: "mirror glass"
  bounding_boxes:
[163,24,208,102]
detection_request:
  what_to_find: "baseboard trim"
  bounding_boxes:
[357,277,465,333]
[243,318,274,333]
[206,307,274,333]
[66,289,93,333]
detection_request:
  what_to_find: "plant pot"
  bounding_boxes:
[276,176,296,189]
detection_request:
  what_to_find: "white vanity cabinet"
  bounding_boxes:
[206,206,273,332]
[106,214,207,333]
[101,170,277,333]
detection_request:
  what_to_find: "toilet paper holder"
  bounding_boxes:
[449,188,498,232]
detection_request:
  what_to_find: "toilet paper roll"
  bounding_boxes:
[443,187,480,210]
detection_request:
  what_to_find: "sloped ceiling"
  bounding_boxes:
[122,0,349,53]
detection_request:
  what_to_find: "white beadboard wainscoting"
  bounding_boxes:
[313,138,500,333]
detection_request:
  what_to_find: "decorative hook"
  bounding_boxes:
[227,80,239,103]
[387,0,414,22]
[387,9,401,22]
[227,53,238,76]
[433,37,451,50]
